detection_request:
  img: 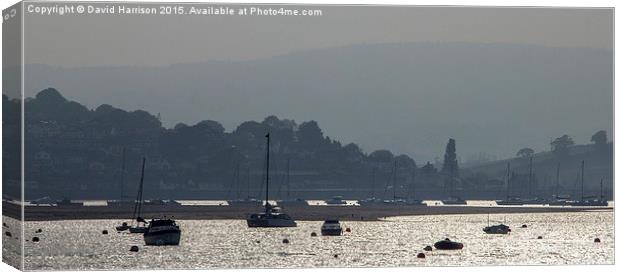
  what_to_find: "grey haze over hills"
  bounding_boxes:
[23,42,612,163]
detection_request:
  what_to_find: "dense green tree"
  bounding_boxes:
[516,148,534,158]
[550,135,574,159]
[441,138,459,177]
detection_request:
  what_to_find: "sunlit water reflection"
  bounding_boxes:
[4,211,613,270]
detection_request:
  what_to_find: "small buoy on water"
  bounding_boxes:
[282,238,290,244]
[5,231,12,237]
[334,254,338,258]
[311,232,317,237]
[130,246,139,252]
[594,238,601,243]
[35,228,42,233]
[345,227,351,232]
[32,237,39,242]
[423,246,433,251]
[256,240,260,243]
[417,253,426,258]
[3,223,8,227]
[521,224,527,228]
[537,236,542,239]
[102,230,108,235]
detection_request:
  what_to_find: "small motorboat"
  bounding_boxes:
[144,218,181,246]
[321,220,343,236]
[434,238,464,250]
[358,197,382,206]
[115,222,130,231]
[129,216,149,233]
[325,196,347,205]
[483,224,511,234]
[442,197,466,205]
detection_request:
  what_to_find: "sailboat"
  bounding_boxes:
[115,148,130,231]
[496,163,525,205]
[442,161,466,205]
[228,166,261,206]
[246,133,297,228]
[570,161,608,207]
[277,158,308,207]
[359,168,382,206]
[483,214,511,234]
[129,157,149,233]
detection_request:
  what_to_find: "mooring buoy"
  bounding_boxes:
[537,236,542,239]
[423,246,433,251]
[130,246,139,252]
[334,254,338,258]
[282,238,290,244]
[102,230,108,235]
[417,253,426,258]
[521,224,527,228]
[311,232,317,237]
[5,231,11,237]
[32,237,40,242]
[594,238,601,243]
[345,227,351,232]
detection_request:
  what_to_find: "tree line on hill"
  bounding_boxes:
[2,88,612,201]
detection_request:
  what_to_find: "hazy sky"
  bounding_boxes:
[20,4,613,162]
[24,4,612,67]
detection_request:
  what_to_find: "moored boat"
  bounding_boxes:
[321,220,343,236]
[247,204,297,227]
[144,218,181,246]
[247,133,297,228]
[325,196,347,205]
[483,224,511,234]
[434,238,464,250]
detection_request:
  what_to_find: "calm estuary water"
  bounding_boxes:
[4,211,614,270]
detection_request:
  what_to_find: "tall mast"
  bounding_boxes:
[580,160,585,201]
[600,178,604,200]
[392,161,397,201]
[528,156,533,198]
[265,133,270,210]
[371,168,376,199]
[505,163,511,200]
[235,161,241,199]
[132,157,146,222]
[449,162,454,198]
[410,167,416,200]
[286,157,291,200]
[119,147,126,202]
[555,162,560,197]
[246,167,250,199]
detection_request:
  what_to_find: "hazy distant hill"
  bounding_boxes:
[464,143,613,198]
[24,42,612,162]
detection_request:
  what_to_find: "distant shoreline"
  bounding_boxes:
[2,202,611,222]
